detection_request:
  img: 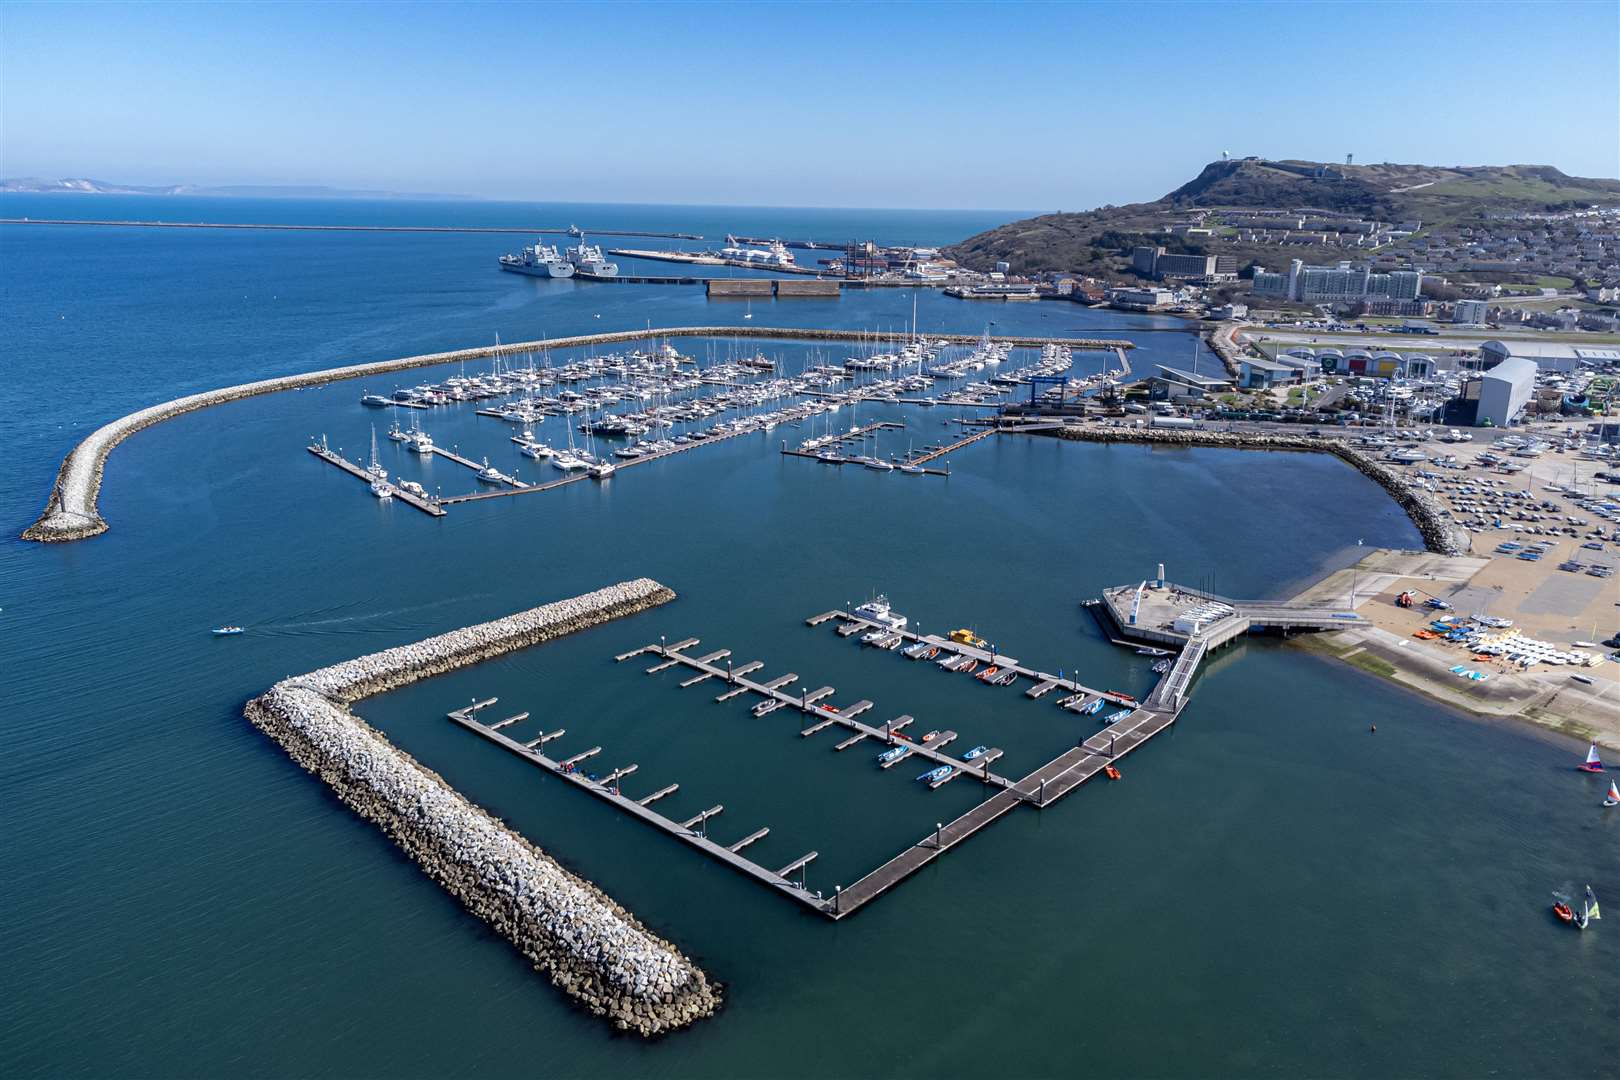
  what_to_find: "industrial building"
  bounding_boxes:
[1479,340,1620,374]
[1475,356,1538,427]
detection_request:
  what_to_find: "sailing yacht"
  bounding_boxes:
[366,426,387,481]
[1578,744,1606,773]
[1603,780,1620,807]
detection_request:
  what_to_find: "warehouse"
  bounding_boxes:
[1475,356,1538,427]
[1479,340,1620,374]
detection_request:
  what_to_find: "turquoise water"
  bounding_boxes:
[1,199,1615,1076]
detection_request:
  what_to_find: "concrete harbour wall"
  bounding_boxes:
[23,325,1133,543]
[245,579,723,1036]
[1048,426,1471,556]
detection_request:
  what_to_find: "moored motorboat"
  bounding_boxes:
[917,765,953,785]
[963,745,988,761]
[876,745,908,765]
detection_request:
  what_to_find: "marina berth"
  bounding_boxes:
[243,579,720,1035]
[23,324,1130,543]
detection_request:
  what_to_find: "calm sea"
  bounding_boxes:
[1,197,1614,1077]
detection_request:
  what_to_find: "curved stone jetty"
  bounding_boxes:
[1050,426,1470,556]
[245,579,722,1036]
[23,325,1133,542]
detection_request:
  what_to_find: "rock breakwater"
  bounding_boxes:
[24,326,1131,542]
[245,579,722,1036]
[1049,426,1471,556]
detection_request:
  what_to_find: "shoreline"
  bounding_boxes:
[245,578,725,1036]
[1043,425,1471,556]
[1287,550,1618,753]
[21,325,1133,543]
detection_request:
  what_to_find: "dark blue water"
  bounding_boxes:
[2,199,1615,1077]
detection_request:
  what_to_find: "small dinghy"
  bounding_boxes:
[1604,780,1620,807]
[212,626,244,636]
[1578,744,1606,773]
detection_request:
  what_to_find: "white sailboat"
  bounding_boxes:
[1577,885,1601,930]
[366,425,387,481]
[1604,780,1620,807]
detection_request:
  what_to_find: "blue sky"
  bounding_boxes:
[3,0,1616,210]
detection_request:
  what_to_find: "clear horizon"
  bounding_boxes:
[3,0,1617,211]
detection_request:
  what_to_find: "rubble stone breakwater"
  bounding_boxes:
[244,579,723,1036]
[24,325,1133,543]
[1049,426,1471,556]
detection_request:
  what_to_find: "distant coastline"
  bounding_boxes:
[0,177,479,200]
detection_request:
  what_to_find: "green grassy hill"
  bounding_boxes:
[947,159,1620,277]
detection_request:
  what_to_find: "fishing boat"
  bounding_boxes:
[212,626,244,636]
[918,765,953,785]
[876,745,909,765]
[1578,744,1606,773]
[963,745,988,761]
[853,595,907,631]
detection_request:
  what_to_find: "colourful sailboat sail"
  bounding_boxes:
[1578,743,1605,773]
[1584,885,1601,922]
[1605,780,1620,807]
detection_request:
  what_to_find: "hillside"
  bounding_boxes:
[947,159,1620,279]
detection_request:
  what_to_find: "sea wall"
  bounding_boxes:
[245,579,723,1036]
[1048,426,1471,556]
[23,325,1133,543]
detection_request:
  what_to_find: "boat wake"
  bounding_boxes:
[251,593,496,636]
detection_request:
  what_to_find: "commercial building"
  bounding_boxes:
[1252,259,1423,303]
[1453,299,1491,324]
[1238,356,1304,388]
[1479,340,1620,375]
[1131,246,1235,282]
[1475,356,1538,427]
[1148,365,1233,400]
[1109,287,1175,310]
